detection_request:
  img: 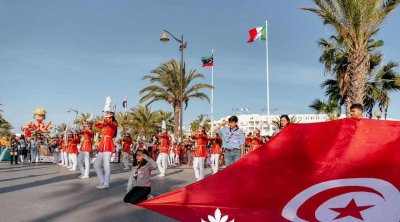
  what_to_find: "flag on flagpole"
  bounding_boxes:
[247,25,267,43]
[122,97,128,109]
[201,55,213,67]
[138,118,400,221]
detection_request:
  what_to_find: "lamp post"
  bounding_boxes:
[67,108,78,128]
[160,30,187,141]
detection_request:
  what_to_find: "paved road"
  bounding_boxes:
[0,161,211,222]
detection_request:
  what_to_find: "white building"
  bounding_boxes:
[212,113,346,136]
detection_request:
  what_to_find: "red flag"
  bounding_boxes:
[138,119,400,221]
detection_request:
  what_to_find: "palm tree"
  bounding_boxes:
[56,123,68,134]
[0,121,13,138]
[129,105,161,139]
[309,98,342,120]
[139,60,213,137]
[73,113,92,127]
[364,62,400,118]
[190,114,211,132]
[156,110,174,132]
[303,0,400,106]
[115,112,131,132]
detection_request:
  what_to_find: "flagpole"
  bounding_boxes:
[265,20,271,135]
[211,49,214,136]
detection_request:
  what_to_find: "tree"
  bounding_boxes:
[56,123,68,134]
[139,60,213,138]
[189,114,211,132]
[73,113,92,128]
[0,104,13,137]
[303,0,400,107]
[129,105,161,139]
[312,35,400,119]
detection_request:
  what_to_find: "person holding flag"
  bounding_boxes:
[94,96,118,190]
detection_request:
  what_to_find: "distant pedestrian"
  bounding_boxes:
[18,135,27,164]
[10,136,19,164]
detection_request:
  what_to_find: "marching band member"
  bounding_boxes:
[78,121,94,178]
[122,132,133,170]
[62,134,69,167]
[191,115,209,181]
[94,97,118,189]
[191,126,208,181]
[168,141,176,166]
[66,131,73,168]
[174,142,181,166]
[156,121,169,177]
[68,131,80,171]
[249,127,263,153]
[210,133,222,174]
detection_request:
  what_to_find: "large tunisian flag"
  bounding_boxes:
[138,119,400,222]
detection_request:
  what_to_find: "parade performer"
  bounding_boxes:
[78,121,94,178]
[124,149,157,204]
[191,116,209,181]
[156,121,169,177]
[174,142,181,166]
[94,97,118,189]
[122,132,133,170]
[62,133,69,167]
[68,131,80,171]
[210,133,222,174]
[249,124,264,153]
[168,141,176,166]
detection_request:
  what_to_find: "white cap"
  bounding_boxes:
[161,120,166,130]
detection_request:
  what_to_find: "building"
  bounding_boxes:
[212,113,347,136]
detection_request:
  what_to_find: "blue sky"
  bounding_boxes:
[1,0,399,133]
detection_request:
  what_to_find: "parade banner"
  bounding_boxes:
[138,118,400,221]
[38,145,55,162]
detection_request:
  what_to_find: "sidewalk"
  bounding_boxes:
[0,162,212,222]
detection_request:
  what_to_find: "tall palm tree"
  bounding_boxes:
[0,121,13,138]
[303,0,400,106]
[139,60,213,137]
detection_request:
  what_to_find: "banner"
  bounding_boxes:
[138,118,400,221]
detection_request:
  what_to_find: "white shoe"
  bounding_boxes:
[80,175,89,179]
[66,166,72,169]
[123,167,130,170]
[69,168,76,171]
[96,184,104,189]
[97,184,109,189]
[147,194,154,200]
[158,174,165,177]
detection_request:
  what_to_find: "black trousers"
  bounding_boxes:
[124,186,151,204]
[10,154,18,164]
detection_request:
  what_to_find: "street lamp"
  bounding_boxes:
[67,108,78,128]
[160,29,187,141]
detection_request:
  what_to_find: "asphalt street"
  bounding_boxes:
[0,161,209,222]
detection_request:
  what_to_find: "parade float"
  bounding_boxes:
[21,108,54,162]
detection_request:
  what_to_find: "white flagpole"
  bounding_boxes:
[211,49,214,136]
[265,20,271,135]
